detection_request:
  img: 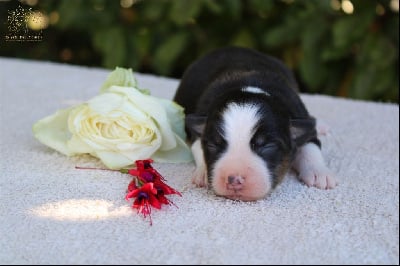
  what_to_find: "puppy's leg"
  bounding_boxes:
[292,142,337,189]
[191,139,208,188]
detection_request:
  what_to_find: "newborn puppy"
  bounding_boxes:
[174,46,336,201]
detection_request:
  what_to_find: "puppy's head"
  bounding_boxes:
[187,88,315,201]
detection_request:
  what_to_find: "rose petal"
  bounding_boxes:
[108,86,177,150]
[156,98,187,140]
[94,151,135,169]
[152,133,193,163]
[100,67,137,94]
[94,139,161,169]
[32,107,75,156]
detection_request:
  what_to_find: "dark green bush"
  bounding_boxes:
[1,0,398,102]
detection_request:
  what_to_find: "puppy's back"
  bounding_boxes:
[174,46,299,115]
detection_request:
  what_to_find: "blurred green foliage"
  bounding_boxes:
[0,0,398,102]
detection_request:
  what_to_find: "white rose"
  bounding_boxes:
[33,72,192,169]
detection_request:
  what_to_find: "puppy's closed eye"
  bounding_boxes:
[250,134,277,152]
[205,134,226,153]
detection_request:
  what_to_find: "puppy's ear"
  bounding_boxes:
[185,114,207,138]
[289,117,317,147]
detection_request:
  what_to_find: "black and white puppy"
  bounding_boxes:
[174,46,336,201]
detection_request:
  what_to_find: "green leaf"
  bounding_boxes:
[230,28,255,48]
[56,0,114,30]
[141,0,168,21]
[223,0,242,19]
[127,30,151,70]
[55,0,84,29]
[263,14,303,47]
[169,0,203,25]
[299,17,329,90]
[153,32,188,75]
[357,34,397,68]
[247,0,274,13]
[332,13,375,50]
[351,33,398,100]
[93,27,126,69]
[321,45,351,61]
[203,0,223,14]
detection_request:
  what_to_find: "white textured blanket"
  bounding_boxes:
[0,57,398,264]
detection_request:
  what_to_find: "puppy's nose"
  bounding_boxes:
[228,175,242,184]
[227,175,244,190]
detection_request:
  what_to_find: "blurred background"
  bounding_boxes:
[0,0,398,103]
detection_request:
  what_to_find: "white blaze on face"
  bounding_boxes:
[210,103,272,201]
[242,86,270,96]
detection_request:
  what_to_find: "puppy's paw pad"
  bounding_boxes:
[191,168,208,188]
[299,168,337,189]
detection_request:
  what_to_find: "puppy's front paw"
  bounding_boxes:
[192,167,208,188]
[298,166,337,189]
